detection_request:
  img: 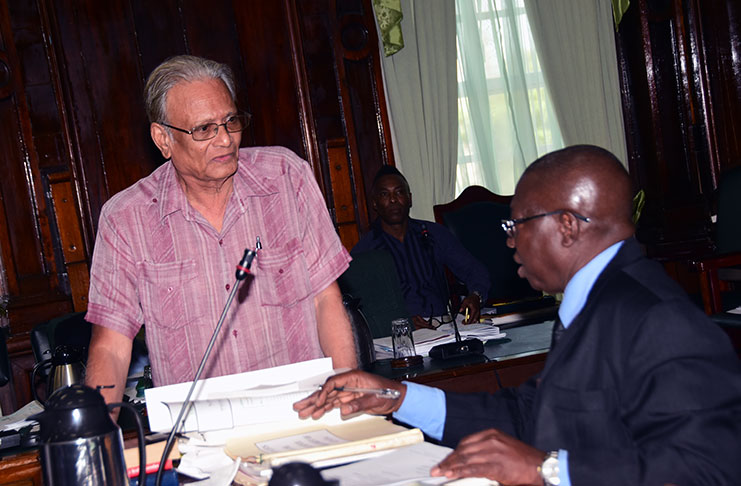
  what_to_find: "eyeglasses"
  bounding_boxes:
[425,302,456,330]
[501,210,591,238]
[161,113,251,141]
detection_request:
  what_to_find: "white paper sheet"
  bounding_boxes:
[375,324,506,356]
[321,441,498,486]
[145,358,334,432]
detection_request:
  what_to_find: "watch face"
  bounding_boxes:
[541,453,560,485]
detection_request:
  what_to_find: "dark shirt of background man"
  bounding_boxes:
[352,166,489,318]
[353,218,488,317]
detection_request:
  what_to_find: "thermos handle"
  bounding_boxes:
[109,401,147,486]
[30,359,52,405]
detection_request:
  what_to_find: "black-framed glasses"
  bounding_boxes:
[161,113,251,141]
[501,210,591,238]
[425,302,456,330]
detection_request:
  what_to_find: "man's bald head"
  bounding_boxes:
[518,145,634,241]
[508,145,635,293]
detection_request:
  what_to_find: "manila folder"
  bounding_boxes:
[224,415,422,468]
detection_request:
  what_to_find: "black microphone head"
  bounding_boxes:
[269,462,337,486]
[235,248,256,280]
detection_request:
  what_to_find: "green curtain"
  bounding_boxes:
[373,0,404,56]
[612,0,630,30]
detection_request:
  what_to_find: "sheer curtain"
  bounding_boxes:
[456,0,563,196]
[524,0,627,165]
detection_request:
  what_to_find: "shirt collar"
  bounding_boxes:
[156,150,277,222]
[157,162,188,220]
[559,240,624,328]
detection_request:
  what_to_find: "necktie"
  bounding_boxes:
[550,316,565,350]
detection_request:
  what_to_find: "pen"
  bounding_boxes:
[319,385,401,399]
[465,307,470,323]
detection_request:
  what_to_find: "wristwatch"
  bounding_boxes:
[471,290,483,305]
[538,450,560,486]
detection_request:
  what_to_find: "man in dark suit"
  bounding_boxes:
[295,145,741,485]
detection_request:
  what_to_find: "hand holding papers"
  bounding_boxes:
[294,370,406,420]
[145,358,338,433]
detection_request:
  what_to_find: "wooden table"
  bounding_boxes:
[0,320,553,485]
[370,320,554,394]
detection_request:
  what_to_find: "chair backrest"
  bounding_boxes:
[716,165,741,254]
[31,312,92,368]
[433,185,541,303]
[0,328,10,387]
[338,249,409,338]
[342,295,376,368]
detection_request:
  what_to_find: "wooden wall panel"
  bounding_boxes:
[233,1,304,157]
[50,0,156,245]
[617,0,741,261]
[1,0,395,411]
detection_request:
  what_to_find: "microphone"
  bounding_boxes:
[428,303,484,360]
[154,238,260,486]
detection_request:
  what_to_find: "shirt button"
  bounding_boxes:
[225,284,230,291]
[219,239,223,246]
[167,287,173,292]
[152,198,158,203]
[279,269,284,274]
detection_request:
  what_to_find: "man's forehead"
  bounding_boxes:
[375,174,408,191]
[511,181,540,214]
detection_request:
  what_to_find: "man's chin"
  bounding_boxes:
[518,267,543,291]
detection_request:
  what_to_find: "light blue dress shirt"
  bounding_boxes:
[393,240,624,486]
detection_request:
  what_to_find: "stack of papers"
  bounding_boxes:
[374,323,506,358]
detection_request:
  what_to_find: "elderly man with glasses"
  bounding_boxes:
[295,145,741,486]
[84,55,356,404]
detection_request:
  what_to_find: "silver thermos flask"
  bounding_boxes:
[30,384,147,486]
[31,345,86,404]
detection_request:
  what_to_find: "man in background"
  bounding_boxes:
[297,145,741,485]
[352,166,489,326]
[85,55,356,405]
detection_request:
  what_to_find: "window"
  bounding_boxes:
[456,0,563,195]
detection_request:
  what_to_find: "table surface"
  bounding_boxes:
[368,319,554,382]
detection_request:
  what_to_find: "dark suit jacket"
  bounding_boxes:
[442,238,741,485]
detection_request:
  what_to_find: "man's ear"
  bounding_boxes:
[558,211,580,247]
[409,192,413,209]
[150,123,172,160]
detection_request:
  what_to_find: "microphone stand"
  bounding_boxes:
[155,241,260,486]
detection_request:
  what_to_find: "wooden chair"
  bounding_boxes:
[692,166,741,315]
[433,186,554,311]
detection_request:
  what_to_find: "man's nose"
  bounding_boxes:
[213,123,234,145]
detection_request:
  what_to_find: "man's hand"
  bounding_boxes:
[459,293,482,324]
[293,370,406,420]
[430,428,545,485]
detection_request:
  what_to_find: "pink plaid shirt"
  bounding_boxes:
[86,147,350,386]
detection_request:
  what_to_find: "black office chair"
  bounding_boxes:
[693,166,741,314]
[0,327,11,388]
[31,312,149,400]
[31,312,91,372]
[338,249,410,339]
[433,186,556,313]
[343,295,376,368]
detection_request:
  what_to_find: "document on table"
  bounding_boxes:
[374,323,506,357]
[321,441,498,486]
[145,358,337,433]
